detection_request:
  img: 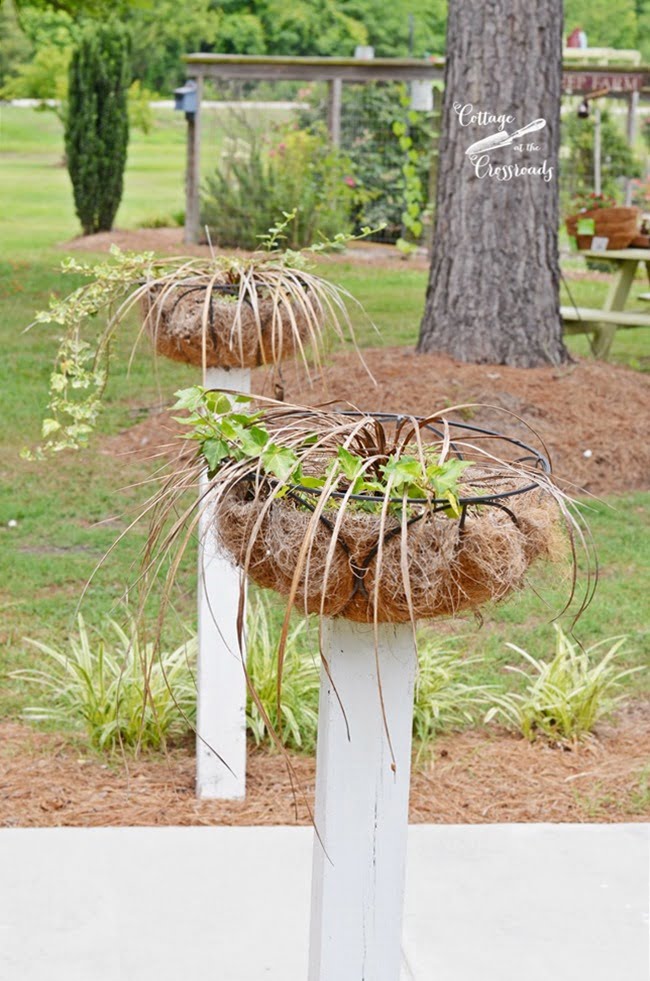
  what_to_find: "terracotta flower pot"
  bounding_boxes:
[566,206,639,251]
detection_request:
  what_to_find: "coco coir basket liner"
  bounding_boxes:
[212,411,566,624]
[141,279,317,369]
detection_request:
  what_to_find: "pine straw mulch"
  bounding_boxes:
[61,227,614,279]
[1,702,648,828]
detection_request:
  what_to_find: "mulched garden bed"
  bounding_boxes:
[1,703,648,827]
[10,230,645,828]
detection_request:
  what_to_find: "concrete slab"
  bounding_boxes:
[0,824,647,981]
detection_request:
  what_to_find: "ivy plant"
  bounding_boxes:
[175,386,474,517]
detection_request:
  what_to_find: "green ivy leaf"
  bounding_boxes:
[173,387,205,412]
[201,438,230,471]
[337,446,364,481]
[238,425,270,457]
[381,455,424,492]
[203,391,233,415]
[41,418,61,437]
[299,475,326,490]
[261,443,299,481]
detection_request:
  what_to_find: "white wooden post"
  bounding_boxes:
[309,618,417,981]
[327,79,342,147]
[196,366,250,799]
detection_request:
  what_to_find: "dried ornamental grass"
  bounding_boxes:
[140,260,334,369]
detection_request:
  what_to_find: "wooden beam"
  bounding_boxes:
[181,52,650,89]
[183,54,443,84]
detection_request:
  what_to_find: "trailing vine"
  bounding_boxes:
[24,214,379,459]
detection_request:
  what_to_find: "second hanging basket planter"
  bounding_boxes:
[565,206,639,251]
[215,476,560,623]
[141,278,320,369]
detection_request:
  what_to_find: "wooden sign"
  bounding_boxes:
[562,70,646,94]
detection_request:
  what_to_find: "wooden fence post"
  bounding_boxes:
[624,91,639,207]
[327,79,342,147]
[308,618,417,981]
[195,365,250,799]
[184,74,203,246]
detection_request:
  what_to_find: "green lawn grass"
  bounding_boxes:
[0,106,647,735]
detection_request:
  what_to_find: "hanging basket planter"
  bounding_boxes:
[141,278,319,369]
[161,396,574,627]
[28,218,371,457]
[215,472,560,623]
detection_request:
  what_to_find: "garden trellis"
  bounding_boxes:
[174,53,648,250]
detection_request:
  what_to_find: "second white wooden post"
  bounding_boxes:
[196,366,250,799]
[309,618,417,981]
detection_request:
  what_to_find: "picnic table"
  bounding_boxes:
[561,248,650,358]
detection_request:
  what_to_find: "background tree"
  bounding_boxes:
[563,0,637,51]
[65,21,130,235]
[418,0,568,367]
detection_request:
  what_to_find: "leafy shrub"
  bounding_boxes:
[485,627,642,743]
[201,127,356,250]
[14,615,197,751]
[138,212,184,229]
[65,21,130,235]
[560,109,642,213]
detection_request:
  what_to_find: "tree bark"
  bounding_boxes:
[418,0,568,366]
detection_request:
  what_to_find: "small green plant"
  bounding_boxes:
[485,627,643,743]
[412,636,494,750]
[201,127,357,250]
[13,615,197,752]
[245,592,319,752]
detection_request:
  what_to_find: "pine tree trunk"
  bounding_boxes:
[418,0,568,367]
